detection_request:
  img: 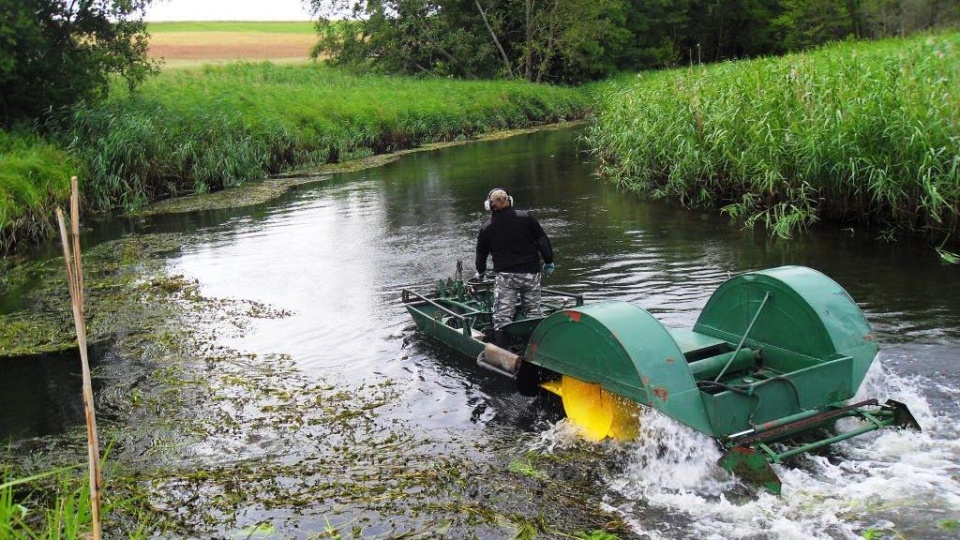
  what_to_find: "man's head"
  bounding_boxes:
[485,188,512,212]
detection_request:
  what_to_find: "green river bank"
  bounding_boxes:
[3,33,959,256]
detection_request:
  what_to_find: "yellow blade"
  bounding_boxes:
[540,378,564,396]
[547,375,640,441]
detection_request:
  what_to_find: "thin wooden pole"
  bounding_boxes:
[56,176,102,540]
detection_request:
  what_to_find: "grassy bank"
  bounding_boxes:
[61,63,589,214]
[587,32,960,242]
[0,132,78,252]
[0,64,589,253]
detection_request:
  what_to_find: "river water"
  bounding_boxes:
[6,126,960,538]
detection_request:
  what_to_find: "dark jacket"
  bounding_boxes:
[476,208,553,274]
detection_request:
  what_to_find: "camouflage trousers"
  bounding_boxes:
[492,272,542,330]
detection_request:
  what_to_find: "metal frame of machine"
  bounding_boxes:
[401,263,920,494]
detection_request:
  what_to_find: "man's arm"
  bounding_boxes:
[475,229,489,275]
[530,217,553,264]
[536,234,553,264]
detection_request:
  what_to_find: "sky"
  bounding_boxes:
[144,0,314,21]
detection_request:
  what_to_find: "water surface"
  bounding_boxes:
[5,126,959,538]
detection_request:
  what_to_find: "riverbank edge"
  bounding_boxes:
[0,120,586,359]
[0,114,589,257]
[139,121,588,216]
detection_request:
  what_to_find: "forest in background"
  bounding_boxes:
[311,0,960,83]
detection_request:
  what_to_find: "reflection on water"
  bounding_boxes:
[0,350,94,441]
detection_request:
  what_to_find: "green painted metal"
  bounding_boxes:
[524,302,714,435]
[718,447,782,495]
[691,265,882,437]
[694,265,880,393]
[403,264,920,493]
[402,264,583,361]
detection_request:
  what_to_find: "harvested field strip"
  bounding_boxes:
[147,31,317,63]
[146,21,315,34]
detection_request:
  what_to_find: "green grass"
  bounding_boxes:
[146,21,316,34]
[0,131,78,252]
[1,464,153,539]
[587,32,960,241]
[59,62,590,214]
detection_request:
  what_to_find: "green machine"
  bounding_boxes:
[402,264,919,493]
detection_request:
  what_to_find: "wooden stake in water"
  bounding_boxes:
[56,176,102,540]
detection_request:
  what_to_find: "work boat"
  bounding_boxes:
[401,262,919,494]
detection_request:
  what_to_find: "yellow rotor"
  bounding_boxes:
[542,375,640,441]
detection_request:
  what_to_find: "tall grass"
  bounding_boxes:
[1,464,153,539]
[0,131,78,252]
[58,62,590,214]
[587,32,960,240]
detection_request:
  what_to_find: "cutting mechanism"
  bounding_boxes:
[401,263,919,493]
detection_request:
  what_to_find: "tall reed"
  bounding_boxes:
[587,33,960,241]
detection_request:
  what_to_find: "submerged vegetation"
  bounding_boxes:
[0,230,635,539]
[588,32,960,243]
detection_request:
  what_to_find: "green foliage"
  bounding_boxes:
[0,0,156,127]
[577,532,620,540]
[309,0,959,80]
[774,0,857,50]
[311,0,631,83]
[0,130,77,251]
[1,464,154,539]
[508,459,548,480]
[587,32,960,242]
[619,0,692,69]
[57,62,589,214]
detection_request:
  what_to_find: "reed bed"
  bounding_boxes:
[0,131,78,252]
[587,33,960,240]
[60,62,590,214]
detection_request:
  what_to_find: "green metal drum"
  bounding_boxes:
[523,266,917,492]
[405,264,919,493]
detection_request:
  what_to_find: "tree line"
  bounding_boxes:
[310,0,960,83]
[0,0,156,128]
[1,0,957,127]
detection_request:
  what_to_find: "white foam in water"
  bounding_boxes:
[590,363,960,539]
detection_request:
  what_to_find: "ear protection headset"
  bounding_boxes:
[484,188,514,211]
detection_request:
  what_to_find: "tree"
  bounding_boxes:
[516,0,630,82]
[0,0,155,127]
[620,0,692,69]
[685,0,783,62]
[309,0,631,83]
[774,0,856,50]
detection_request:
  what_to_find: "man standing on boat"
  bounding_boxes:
[475,188,555,350]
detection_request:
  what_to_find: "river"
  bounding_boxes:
[3,125,959,539]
